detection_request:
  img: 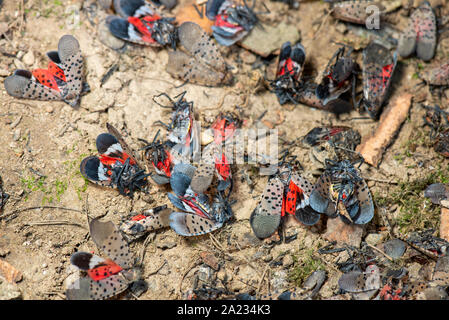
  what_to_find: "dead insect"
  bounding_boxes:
[271,41,306,105]
[303,126,362,172]
[357,41,397,119]
[166,22,229,86]
[338,264,381,300]
[398,0,437,61]
[418,61,449,97]
[80,123,149,198]
[107,0,177,47]
[66,218,143,300]
[292,81,354,114]
[327,0,385,25]
[119,205,171,241]
[190,113,242,194]
[310,159,374,225]
[422,105,449,157]
[250,166,321,239]
[206,0,260,46]
[168,163,234,236]
[316,44,358,106]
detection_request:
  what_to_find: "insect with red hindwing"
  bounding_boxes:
[326,0,386,25]
[106,0,176,47]
[309,159,374,225]
[139,129,175,185]
[152,91,200,160]
[4,35,89,107]
[398,1,437,62]
[80,123,149,198]
[250,165,321,239]
[271,41,306,105]
[119,205,171,241]
[357,41,397,119]
[168,163,234,236]
[205,0,261,46]
[302,126,362,170]
[316,44,358,106]
[66,218,143,300]
[190,113,242,195]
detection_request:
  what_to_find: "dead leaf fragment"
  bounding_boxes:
[357,94,412,166]
[0,259,22,283]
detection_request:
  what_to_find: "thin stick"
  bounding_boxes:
[312,9,333,40]
[256,265,269,298]
[366,243,394,262]
[0,206,83,221]
[22,220,86,229]
[364,177,399,185]
[147,260,167,277]
[178,257,202,297]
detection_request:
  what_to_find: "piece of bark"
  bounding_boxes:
[440,207,449,242]
[0,259,22,283]
[176,2,213,34]
[323,217,363,248]
[357,94,412,166]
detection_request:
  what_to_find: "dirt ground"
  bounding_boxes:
[0,0,449,300]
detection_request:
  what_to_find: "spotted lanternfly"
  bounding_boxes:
[250,166,321,239]
[80,123,148,198]
[419,62,449,95]
[153,91,200,159]
[119,205,171,241]
[316,45,357,106]
[190,113,241,194]
[206,0,259,46]
[293,81,353,114]
[359,41,397,119]
[338,265,381,297]
[168,184,234,237]
[398,1,437,61]
[4,35,88,107]
[303,126,353,147]
[106,0,176,47]
[309,159,374,225]
[271,41,306,105]
[140,129,174,185]
[66,218,141,300]
[303,126,362,169]
[166,22,229,86]
[421,105,449,157]
[424,183,449,205]
[327,0,385,25]
[167,162,234,236]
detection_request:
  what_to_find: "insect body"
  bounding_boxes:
[107,0,176,47]
[316,45,357,106]
[310,159,374,225]
[250,166,321,239]
[4,35,88,107]
[80,123,148,198]
[206,0,259,46]
[66,218,142,300]
[271,41,306,105]
[398,1,437,61]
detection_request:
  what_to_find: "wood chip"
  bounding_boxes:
[176,2,213,34]
[440,207,449,242]
[356,94,412,167]
[0,259,22,283]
